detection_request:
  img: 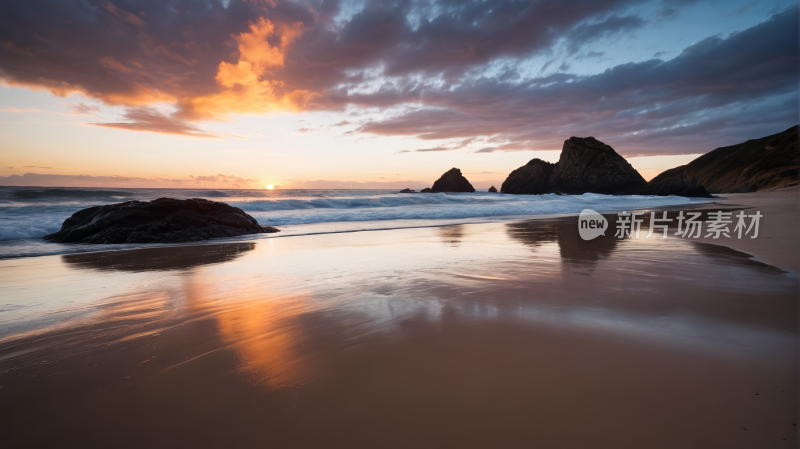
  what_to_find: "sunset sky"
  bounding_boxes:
[1,0,797,189]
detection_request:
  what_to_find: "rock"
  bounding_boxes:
[549,137,647,194]
[638,168,714,197]
[420,187,433,193]
[501,137,647,195]
[488,186,498,193]
[398,188,415,193]
[430,168,476,192]
[501,158,556,194]
[642,125,799,195]
[44,197,278,244]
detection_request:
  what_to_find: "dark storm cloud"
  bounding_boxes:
[565,14,645,53]
[0,0,642,106]
[0,0,796,154]
[358,7,799,155]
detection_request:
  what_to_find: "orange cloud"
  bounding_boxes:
[1,76,174,106]
[93,107,218,137]
[178,17,317,121]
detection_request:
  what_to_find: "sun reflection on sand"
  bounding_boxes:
[214,296,316,389]
[177,268,318,389]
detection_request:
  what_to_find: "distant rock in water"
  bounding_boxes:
[44,197,278,244]
[501,137,647,195]
[430,168,476,192]
[420,187,433,193]
[642,125,799,195]
[488,186,498,193]
[398,188,415,193]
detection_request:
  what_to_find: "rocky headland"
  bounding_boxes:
[642,125,799,195]
[501,137,647,195]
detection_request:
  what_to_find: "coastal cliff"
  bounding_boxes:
[643,125,799,195]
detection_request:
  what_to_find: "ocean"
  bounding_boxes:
[0,186,712,259]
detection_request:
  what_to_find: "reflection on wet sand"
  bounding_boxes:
[438,224,465,246]
[506,215,621,266]
[180,269,316,389]
[62,242,256,272]
[0,217,796,448]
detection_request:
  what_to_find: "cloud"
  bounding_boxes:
[566,14,646,53]
[0,107,44,113]
[415,147,454,152]
[189,174,260,187]
[70,103,101,117]
[22,166,56,169]
[357,8,799,155]
[724,1,757,18]
[175,17,316,121]
[0,0,644,113]
[396,136,478,153]
[576,51,607,61]
[282,179,430,189]
[0,0,796,157]
[0,172,261,188]
[93,108,219,137]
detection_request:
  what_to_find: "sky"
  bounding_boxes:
[0,0,797,189]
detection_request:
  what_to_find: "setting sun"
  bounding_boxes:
[266,185,274,190]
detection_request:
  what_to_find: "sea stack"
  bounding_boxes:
[44,197,278,244]
[429,168,476,193]
[488,186,498,193]
[501,137,647,195]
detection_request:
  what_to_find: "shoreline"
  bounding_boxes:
[2,189,793,273]
[0,188,796,448]
[0,194,716,261]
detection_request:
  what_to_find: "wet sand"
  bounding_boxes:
[0,191,797,448]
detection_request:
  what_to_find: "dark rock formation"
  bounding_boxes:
[642,125,799,195]
[398,188,415,193]
[420,187,433,193]
[501,137,647,195]
[550,137,648,194]
[488,186,498,193]
[430,168,476,193]
[501,159,556,194]
[44,197,278,244]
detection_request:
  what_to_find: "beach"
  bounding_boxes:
[0,190,797,448]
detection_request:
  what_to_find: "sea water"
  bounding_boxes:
[0,186,712,259]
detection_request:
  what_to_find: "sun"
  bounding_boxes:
[266,184,274,190]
